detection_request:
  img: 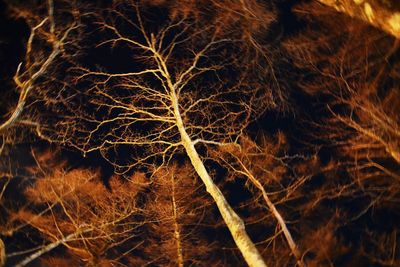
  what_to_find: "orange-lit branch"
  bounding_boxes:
[0,0,77,134]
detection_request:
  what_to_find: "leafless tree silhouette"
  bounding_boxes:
[1,1,283,266]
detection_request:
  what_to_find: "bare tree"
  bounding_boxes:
[138,164,221,266]
[9,0,283,265]
[5,164,147,266]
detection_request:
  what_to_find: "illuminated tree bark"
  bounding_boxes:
[316,0,400,38]
[175,121,267,267]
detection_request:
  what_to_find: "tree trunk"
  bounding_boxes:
[171,91,267,267]
[235,160,305,267]
[171,174,184,267]
[316,0,400,38]
[0,238,5,267]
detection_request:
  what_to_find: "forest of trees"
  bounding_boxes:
[0,0,399,266]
